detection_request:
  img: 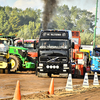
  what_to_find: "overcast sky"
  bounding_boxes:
[0,0,100,34]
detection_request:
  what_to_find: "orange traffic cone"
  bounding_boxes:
[13,80,21,100]
[48,78,54,95]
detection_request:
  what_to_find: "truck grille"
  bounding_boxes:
[39,56,67,62]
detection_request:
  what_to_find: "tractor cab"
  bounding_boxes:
[0,38,11,73]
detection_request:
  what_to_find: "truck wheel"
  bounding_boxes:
[48,73,51,77]
[9,55,21,72]
[35,63,38,76]
[35,68,38,76]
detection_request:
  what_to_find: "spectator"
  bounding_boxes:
[84,53,87,67]
[83,53,87,75]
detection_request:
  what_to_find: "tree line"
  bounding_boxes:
[0,5,99,45]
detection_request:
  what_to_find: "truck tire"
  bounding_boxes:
[35,67,38,76]
[48,73,51,77]
[9,55,21,72]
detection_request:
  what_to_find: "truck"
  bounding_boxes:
[36,30,74,77]
[0,35,35,72]
[91,47,100,73]
[0,38,11,73]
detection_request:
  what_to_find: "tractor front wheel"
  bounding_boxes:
[9,55,21,72]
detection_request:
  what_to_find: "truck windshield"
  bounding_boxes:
[72,38,79,44]
[24,43,34,48]
[17,42,34,48]
[94,50,100,56]
[39,39,68,49]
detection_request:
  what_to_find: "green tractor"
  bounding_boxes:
[0,35,35,72]
[0,38,11,73]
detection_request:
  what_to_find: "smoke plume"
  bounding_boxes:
[42,0,58,30]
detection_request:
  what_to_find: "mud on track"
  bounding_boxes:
[0,72,100,100]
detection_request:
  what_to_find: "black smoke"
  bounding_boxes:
[42,0,58,30]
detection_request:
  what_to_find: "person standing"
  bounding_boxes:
[83,53,87,75]
[84,54,87,67]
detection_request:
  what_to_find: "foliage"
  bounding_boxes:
[80,33,100,45]
[0,5,98,41]
[48,5,95,33]
[80,33,93,45]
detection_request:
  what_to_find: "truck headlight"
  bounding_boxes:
[50,65,52,69]
[56,65,59,69]
[46,65,49,69]
[53,65,56,69]
[63,64,68,69]
[39,63,43,67]
[63,64,68,67]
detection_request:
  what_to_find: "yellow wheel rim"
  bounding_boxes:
[10,59,16,68]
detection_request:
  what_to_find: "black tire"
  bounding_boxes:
[35,69,38,76]
[48,73,51,77]
[9,55,21,72]
[35,63,38,76]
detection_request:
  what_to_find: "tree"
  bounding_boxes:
[80,33,93,45]
[8,10,20,33]
[0,10,9,34]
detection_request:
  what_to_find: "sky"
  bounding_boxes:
[0,0,100,34]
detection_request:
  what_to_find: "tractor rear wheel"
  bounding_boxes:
[9,55,21,72]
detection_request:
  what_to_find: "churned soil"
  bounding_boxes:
[0,71,100,100]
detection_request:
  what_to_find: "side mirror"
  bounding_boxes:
[72,42,74,49]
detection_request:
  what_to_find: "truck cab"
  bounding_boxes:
[91,48,100,73]
[37,30,74,77]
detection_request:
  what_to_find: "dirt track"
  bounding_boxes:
[0,72,100,100]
